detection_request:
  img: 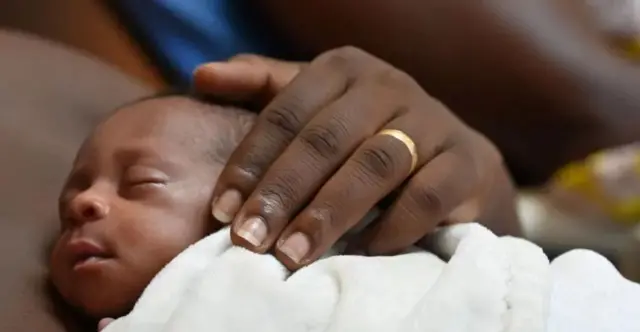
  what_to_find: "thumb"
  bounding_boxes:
[193,54,302,104]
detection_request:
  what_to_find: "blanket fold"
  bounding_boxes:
[105,224,640,332]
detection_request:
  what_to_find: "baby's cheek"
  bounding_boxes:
[49,238,71,300]
[127,222,201,276]
[139,209,207,252]
[117,209,208,293]
[144,231,201,266]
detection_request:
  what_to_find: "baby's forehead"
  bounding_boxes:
[101,96,216,138]
[78,95,253,165]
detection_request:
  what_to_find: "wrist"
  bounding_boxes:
[520,54,640,184]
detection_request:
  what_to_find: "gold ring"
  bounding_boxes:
[376,129,418,174]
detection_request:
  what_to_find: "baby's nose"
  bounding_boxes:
[68,191,110,225]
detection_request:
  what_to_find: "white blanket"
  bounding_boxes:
[104,224,640,332]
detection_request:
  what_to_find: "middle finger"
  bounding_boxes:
[230,81,400,252]
[211,48,378,224]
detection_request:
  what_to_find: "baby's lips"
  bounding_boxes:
[67,239,110,260]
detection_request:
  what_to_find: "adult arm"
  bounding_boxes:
[260,0,640,185]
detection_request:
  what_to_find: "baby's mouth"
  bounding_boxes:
[67,239,114,271]
[76,253,111,265]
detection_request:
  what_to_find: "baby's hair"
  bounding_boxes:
[116,89,260,114]
[112,89,256,166]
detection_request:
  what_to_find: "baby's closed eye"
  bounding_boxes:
[120,166,169,197]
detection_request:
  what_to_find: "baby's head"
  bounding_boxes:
[49,94,254,318]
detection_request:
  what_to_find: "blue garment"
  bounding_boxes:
[116,0,294,86]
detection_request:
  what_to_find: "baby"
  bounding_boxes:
[49,93,255,319]
[47,92,640,332]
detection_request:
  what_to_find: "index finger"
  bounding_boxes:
[193,55,302,103]
[209,56,351,224]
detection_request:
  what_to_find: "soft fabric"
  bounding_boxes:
[104,224,640,332]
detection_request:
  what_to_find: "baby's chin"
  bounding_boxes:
[55,274,145,319]
[74,288,138,319]
[51,257,158,318]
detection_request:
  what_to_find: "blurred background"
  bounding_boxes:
[0,0,296,89]
[0,1,165,88]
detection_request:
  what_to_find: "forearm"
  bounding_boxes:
[261,0,640,185]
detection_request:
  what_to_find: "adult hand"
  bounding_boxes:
[194,47,520,270]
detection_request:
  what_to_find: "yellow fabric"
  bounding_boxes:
[550,35,640,224]
[624,39,640,59]
[553,150,640,224]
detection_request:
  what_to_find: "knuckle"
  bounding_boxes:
[458,131,503,179]
[407,183,445,218]
[482,137,503,165]
[374,68,415,89]
[299,121,348,160]
[333,46,367,60]
[318,46,367,71]
[233,154,267,180]
[263,98,304,139]
[371,69,425,106]
[301,206,338,240]
[354,146,397,182]
[479,145,502,177]
[257,170,303,212]
[230,144,277,181]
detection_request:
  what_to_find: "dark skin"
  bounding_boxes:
[49,93,514,331]
[188,0,640,270]
[49,96,248,319]
[52,70,517,330]
[55,2,640,327]
[257,0,640,186]
[194,48,521,271]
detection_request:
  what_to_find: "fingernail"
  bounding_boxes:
[236,216,268,247]
[279,232,311,264]
[98,318,114,331]
[192,62,221,74]
[212,189,243,223]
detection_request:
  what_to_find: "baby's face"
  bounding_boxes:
[50,97,222,318]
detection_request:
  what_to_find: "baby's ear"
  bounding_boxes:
[97,317,114,331]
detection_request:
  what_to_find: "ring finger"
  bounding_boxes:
[273,115,448,269]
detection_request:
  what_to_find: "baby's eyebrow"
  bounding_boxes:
[113,146,182,174]
[113,146,159,163]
